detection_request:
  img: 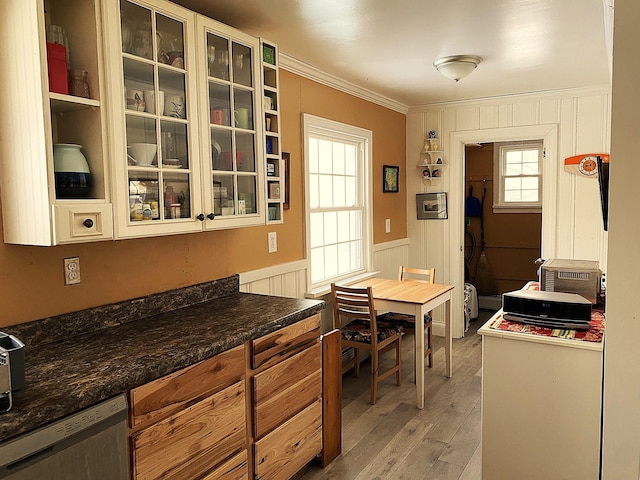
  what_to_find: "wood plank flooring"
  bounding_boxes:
[295,310,494,480]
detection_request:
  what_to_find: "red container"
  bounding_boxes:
[46,42,68,94]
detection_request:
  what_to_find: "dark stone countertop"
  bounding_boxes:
[0,276,324,442]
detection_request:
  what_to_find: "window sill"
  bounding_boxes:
[305,271,381,299]
[492,205,541,214]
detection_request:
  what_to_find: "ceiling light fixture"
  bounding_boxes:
[433,55,482,82]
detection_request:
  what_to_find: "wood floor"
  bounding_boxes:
[295,310,494,480]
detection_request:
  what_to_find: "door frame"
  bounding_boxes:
[449,124,558,333]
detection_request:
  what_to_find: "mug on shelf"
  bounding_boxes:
[234,108,250,129]
[164,95,185,118]
[210,109,224,125]
[144,90,164,114]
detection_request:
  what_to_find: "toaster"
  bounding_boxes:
[0,350,11,412]
[539,258,601,304]
[0,333,24,413]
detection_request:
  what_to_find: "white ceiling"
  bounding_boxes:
[174,0,612,108]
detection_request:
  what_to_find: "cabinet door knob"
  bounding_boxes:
[207,213,215,220]
[196,213,205,221]
[83,218,94,229]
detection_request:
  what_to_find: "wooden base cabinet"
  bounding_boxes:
[128,314,337,480]
[129,345,247,480]
[254,400,323,480]
[132,381,246,479]
[248,314,324,479]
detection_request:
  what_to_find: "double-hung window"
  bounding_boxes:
[493,140,543,213]
[303,114,372,291]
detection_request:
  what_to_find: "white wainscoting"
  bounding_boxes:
[239,239,411,333]
[372,238,410,279]
[239,259,308,298]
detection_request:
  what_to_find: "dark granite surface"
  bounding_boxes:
[0,276,324,442]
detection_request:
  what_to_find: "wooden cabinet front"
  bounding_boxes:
[129,345,244,429]
[254,400,322,480]
[201,450,249,480]
[251,314,320,369]
[132,380,246,480]
[253,341,321,438]
[128,314,327,480]
[129,345,247,480]
[249,314,323,479]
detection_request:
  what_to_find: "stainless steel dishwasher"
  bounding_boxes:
[0,394,128,479]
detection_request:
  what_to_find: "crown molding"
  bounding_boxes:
[279,53,409,115]
[407,85,612,113]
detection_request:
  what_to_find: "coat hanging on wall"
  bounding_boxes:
[465,185,482,217]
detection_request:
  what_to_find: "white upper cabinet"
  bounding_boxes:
[0,0,112,245]
[104,0,203,238]
[103,0,266,239]
[0,0,273,245]
[196,15,265,230]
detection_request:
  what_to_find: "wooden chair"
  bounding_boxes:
[331,283,402,405]
[378,266,434,370]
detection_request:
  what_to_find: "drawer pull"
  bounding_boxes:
[82,218,94,228]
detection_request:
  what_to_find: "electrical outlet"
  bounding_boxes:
[385,218,391,233]
[268,232,277,253]
[64,257,81,285]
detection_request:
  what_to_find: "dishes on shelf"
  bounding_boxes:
[163,158,181,168]
[128,143,157,166]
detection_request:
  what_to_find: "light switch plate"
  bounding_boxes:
[268,232,277,253]
[385,219,391,233]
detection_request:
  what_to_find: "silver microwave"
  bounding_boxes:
[539,259,601,304]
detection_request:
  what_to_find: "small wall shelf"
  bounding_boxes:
[418,137,445,184]
[261,39,284,224]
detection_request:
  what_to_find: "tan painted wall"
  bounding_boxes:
[279,71,407,244]
[0,71,406,327]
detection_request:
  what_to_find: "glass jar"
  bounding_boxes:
[69,70,90,98]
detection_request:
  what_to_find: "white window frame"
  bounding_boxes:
[303,114,373,292]
[493,140,543,213]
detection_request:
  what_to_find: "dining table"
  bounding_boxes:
[351,277,455,409]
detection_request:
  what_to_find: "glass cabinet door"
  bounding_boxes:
[118,0,199,231]
[202,20,264,227]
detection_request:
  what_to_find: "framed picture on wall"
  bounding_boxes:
[383,165,400,193]
[416,192,448,219]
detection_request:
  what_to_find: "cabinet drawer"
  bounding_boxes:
[52,203,113,244]
[132,380,246,480]
[254,399,322,480]
[130,345,244,429]
[251,314,320,370]
[201,450,248,480]
[253,342,321,438]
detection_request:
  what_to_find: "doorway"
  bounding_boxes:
[464,143,542,309]
[448,125,558,338]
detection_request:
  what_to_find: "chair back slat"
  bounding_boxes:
[398,266,435,284]
[331,283,377,337]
